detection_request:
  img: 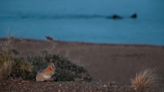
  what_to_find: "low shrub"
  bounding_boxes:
[131,69,159,92]
[0,53,13,80]
[0,38,14,80]
[28,54,92,81]
[10,59,36,80]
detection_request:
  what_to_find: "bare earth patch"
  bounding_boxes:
[0,80,134,92]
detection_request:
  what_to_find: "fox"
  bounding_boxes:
[36,63,56,82]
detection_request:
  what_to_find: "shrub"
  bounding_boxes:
[0,39,13,80]
[28,54,92,82]
[0,53,13,80]
[10,58,36,80]
[131,69,159,92]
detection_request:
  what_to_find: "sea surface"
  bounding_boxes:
[0,0,164,46]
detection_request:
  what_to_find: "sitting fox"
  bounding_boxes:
[36,63,56,82]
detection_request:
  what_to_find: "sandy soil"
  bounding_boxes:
[0,38,164,84]
[0,80,134,92]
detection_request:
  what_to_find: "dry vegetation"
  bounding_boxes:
[131,69,161,92]
[0,38,13,80]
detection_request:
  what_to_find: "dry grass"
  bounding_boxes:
[0,38,13,80]
[0,55,13,80]
[0,38,34,80]
[131,69,159,92]
[10,59,35,80]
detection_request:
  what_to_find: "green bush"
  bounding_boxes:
[28,54,92,81]
[10,59,36,80]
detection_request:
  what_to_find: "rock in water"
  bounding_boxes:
[130,13,138,19]
[112,14,123,20]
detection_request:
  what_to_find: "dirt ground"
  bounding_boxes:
[0,38,164,92]
[1,80,163,92]
[0,80,135,92]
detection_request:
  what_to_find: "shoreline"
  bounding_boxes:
[1,37,164,48]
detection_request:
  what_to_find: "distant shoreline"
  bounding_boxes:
[0,37,164,48]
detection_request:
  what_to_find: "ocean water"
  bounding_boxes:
[0,0,164,46]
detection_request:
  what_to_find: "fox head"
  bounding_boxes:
[44,63,56,75]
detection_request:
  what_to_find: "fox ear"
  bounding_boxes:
[49,63,55,69]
